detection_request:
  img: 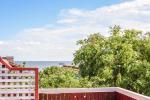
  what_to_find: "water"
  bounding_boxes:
[15,61,72,70]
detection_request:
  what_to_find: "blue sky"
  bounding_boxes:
[0,0,150,61]
[0,0,123,40]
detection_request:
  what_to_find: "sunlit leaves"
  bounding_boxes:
[73,25,150,96]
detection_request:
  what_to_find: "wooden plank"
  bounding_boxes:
[44,94,48,100]
[82,93,87,100]
[70,93,74,100]
[0,96,35,100]
[60,93,65,100]
[73,93,77,100]
[57,94,61,100]
[91,92,95,100]
[39,88,116,94]
[48,94,51,100]
[64,93,69,100]
[39,93,43,100]
[108,92,114,100]
[85,92,89,100]
[95,92,99,100]
[51,94,56,100]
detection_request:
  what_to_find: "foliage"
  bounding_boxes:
[39,26,150,96]
[74,33,106,78]
[40,66,101,88]
[39,67,80,88]
[73,25,150,96]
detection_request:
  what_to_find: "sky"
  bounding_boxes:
[0,0,150,61]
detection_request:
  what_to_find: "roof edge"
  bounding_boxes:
[0,56,12,70]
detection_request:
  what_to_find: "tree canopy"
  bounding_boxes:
[39,66,94,88]
[73,25,150,96]
[40,26,150,96]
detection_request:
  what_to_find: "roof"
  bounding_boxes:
[0,57,13,69]
[0,56,38,71]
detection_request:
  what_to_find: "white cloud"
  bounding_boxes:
[0,41,3,45]
[0,0,150,61]
[58,0,150,32]
[57,19,78,24]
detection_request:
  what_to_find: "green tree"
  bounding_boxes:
[73,25,150,96]
[74,33,106,79]
[39,67,80,88]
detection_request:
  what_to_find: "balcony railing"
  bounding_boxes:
[0,57,38,100]
[39,87,150,100]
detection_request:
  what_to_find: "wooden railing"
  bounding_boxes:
[39,87,150,100]
[39,92,115,100]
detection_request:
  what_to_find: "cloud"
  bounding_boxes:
[0,41,3,45]
[0,0,150,61]
[58,0,150,32]
[57,19,78,24]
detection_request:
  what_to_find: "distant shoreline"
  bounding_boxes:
[15,61,73,70]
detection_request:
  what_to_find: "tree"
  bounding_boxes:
[73,25,150,96]
[74,33,106,79]
[39,67,80,88]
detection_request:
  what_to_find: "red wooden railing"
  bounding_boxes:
[115,92,135,100]
[39,92,135,100]
[39,92,116,100]
[39,87,150,100]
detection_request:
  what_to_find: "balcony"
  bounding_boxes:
[39,87,150,100]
